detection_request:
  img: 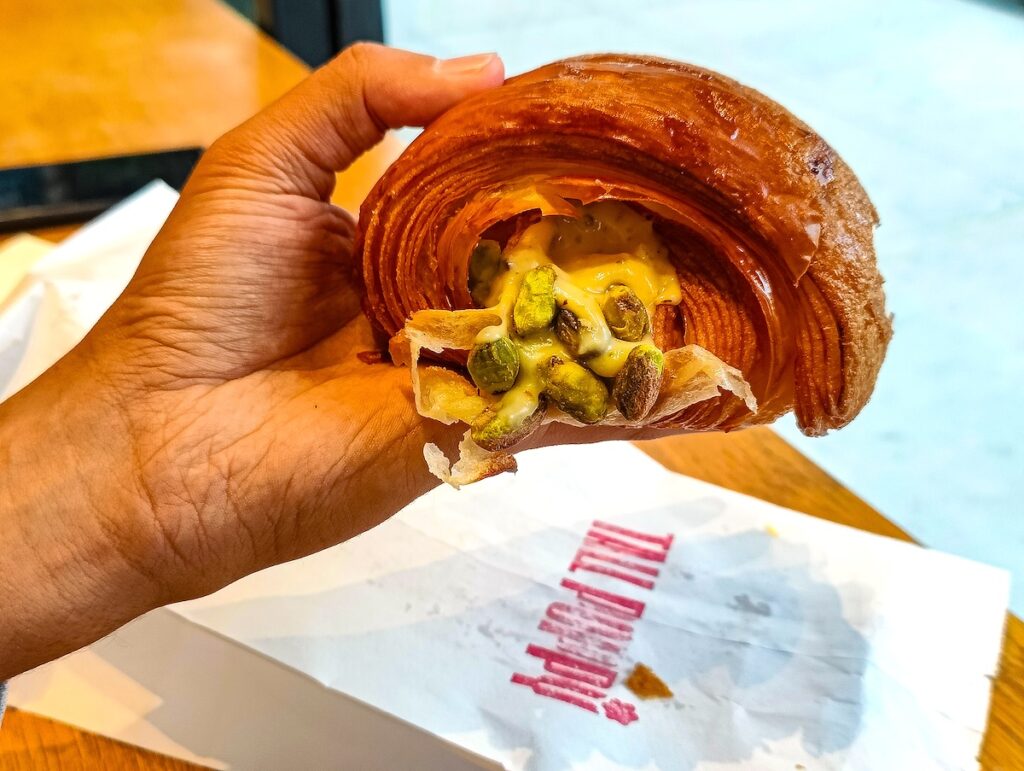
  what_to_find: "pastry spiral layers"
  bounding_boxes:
[357,54,891,484]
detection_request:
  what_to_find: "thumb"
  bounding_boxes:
[209,43,505,199]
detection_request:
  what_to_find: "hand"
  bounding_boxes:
[0,44,505,679]
[97,44,508,593]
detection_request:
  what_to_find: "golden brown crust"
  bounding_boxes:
[357,54,890,435]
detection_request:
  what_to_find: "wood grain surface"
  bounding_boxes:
[1,1,1019,769]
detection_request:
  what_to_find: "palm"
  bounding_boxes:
[122,188,361,375]
[96,182,450,590]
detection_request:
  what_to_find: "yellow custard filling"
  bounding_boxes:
[466,202,682,442]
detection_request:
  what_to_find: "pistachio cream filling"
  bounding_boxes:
[465,202,683,449]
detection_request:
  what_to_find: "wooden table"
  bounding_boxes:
[1,1,1020,768]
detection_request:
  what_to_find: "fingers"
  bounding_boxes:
[211,44,504,198]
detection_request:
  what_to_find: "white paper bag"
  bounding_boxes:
[172,443,1009,771]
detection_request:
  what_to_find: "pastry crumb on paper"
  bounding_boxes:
[624,663,673,700]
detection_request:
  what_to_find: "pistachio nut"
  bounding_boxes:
[602,284,650,342]
[467,337,520,394]
[613,344,664,421]
[540,355,609,424]
[469,239,505,307]
[471,398,546,452]
[512,265,557,336]
[555,308,584,356]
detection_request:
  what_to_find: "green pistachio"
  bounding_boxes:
[467,337,520,393]
[555,308,585,356]
[540,355,609,424]
[602,284,650,342]
[512,265,557,336]
[613,344,664,421]
[471,399,546,452]
[469,239,505,307]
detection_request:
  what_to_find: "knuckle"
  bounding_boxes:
[337,41,380,73]
[346,40,379,60]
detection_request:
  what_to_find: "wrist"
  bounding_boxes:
[0,349,163,679]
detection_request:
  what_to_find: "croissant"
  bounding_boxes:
[357,54,891,486]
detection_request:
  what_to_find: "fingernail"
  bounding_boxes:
[437,52,499,74]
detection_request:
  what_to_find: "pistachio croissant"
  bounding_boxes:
[357,54,891,486]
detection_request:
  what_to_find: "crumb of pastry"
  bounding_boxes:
[624,663,673,700]
[765,524,779,537]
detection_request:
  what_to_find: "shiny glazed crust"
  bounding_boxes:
[357,54,891,436]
